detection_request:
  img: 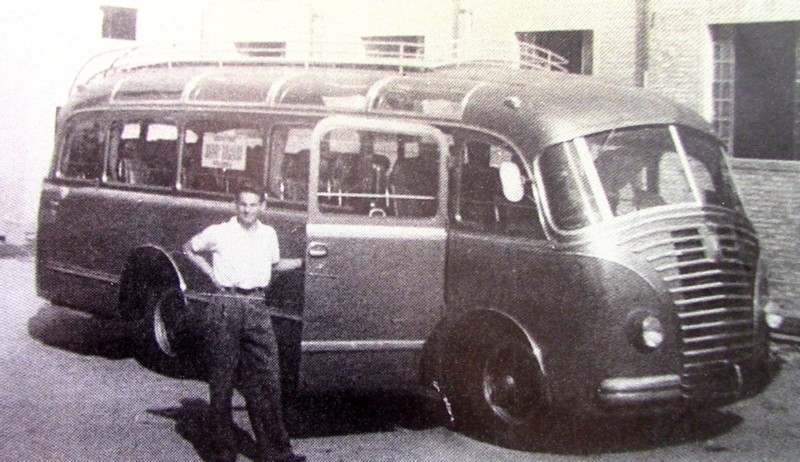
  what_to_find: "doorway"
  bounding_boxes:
[712,22,800,159]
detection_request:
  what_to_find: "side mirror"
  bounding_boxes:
[499,161,525,203]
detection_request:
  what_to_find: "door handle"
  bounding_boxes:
[307,242,328,258]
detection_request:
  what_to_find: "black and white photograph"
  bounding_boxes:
[1,1,799,460]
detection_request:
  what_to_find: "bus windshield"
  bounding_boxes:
[539,125,743,231]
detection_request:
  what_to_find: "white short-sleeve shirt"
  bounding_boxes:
[190,217,280,289]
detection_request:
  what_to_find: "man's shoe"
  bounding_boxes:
[208,449,237,462]
[265,453,306,462]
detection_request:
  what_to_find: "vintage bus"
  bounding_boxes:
[37,43,772,443]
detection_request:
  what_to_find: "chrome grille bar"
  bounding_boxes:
[613,208,758,400]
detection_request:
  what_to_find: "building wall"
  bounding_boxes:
[732,159,800,315]
[467,0,642,85]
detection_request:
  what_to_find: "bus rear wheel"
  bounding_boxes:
[449,333,547,446]
[125,283,205,379]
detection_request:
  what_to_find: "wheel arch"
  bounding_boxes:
[118,245,186,318]
[431,308,550,404]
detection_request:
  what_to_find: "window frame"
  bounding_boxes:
[266,123,315,209]
[308,115,448,224]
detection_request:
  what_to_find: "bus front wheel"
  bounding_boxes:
[449,333,547,446]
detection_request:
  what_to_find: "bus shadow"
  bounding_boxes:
[27,303,137,359]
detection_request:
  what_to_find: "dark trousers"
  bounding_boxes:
[206,292,292,462]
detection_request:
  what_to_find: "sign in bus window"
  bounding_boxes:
[318,129,439,217]
[181,123,264,195]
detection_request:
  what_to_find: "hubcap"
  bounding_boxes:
[481,342,540,425]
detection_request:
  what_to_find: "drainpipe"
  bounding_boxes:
[635,0,649,87]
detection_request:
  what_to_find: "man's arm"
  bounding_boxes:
[182,240,221,287]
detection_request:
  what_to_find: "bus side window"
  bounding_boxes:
[108,121,178,188]
[59,121,104,180]
[459,141,501,225]
[180,121,264,195]
[454,139,545,238]
[269,126,311,204]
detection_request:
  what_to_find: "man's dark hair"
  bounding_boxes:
[233,180,266,202]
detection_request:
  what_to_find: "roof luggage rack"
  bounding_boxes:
[70,38,568,96]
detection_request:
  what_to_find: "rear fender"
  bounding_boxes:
[118,245,214,317]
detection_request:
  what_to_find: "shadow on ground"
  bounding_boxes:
[0,242,34,261]
[148,399,261,462]
[27,303,137,359]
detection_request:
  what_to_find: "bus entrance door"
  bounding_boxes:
[300,116,449,391]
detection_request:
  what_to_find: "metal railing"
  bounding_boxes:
[69,38,569,96]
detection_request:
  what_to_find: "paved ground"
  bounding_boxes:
[1,251,800,461]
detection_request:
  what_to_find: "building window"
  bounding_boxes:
[235,42,287,58]
[362,36,425,59]
[711,25,736,152]
[101,6,137,41]
[516,30,592,74]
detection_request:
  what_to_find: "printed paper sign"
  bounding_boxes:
[201,132,259,170]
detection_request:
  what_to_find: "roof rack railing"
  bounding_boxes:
[70,39,568,96]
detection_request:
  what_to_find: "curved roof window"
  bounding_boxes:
[371,77,482,120]
[187,69,286,103]
[273,72,386,110]
[111,70,196,102]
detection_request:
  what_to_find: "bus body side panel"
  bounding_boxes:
[37,182,135,316]
[444,231,682,416]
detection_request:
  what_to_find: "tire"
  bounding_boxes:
[448,333,547,446]
[126,283,206,380]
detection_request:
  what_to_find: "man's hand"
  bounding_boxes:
[274,258,304,272]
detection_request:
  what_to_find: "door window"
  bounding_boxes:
[268,126,312,204]
[58,121,105,180]
[317,128,440,218]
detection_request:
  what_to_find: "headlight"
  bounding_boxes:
[627,310,666,351]
[641,316,665,349]
[754,257,783,329]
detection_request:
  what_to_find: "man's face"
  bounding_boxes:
[235,191,263,227]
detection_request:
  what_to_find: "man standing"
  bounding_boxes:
[183,181,305,462]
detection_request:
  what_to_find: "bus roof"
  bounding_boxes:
[64,60,711,157]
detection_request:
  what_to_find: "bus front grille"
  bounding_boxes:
[624,213,758,399]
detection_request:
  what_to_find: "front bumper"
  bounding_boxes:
[598,375,682,407]
[597,360,770,411]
